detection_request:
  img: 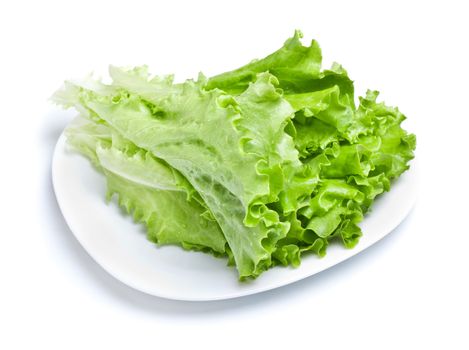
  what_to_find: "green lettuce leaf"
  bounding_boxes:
[65,118,227,254]
[53,31,416,279]
[205,31,415,254]
[56,69,315,278]
[206,30,354,105]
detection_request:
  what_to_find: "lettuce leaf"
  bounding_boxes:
[66,118,227,254]
[205,31,415,253]
[54,31,415,279]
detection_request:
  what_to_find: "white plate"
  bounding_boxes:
[52,133,417,301]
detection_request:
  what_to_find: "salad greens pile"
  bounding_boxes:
[54,31,415,279]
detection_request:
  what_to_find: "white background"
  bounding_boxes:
[1,0,468,349]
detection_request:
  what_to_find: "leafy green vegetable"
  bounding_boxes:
[53,31,415,279]
[65,118,227,254]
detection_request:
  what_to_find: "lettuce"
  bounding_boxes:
[65,118,228,254]
[54,31,415,279]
